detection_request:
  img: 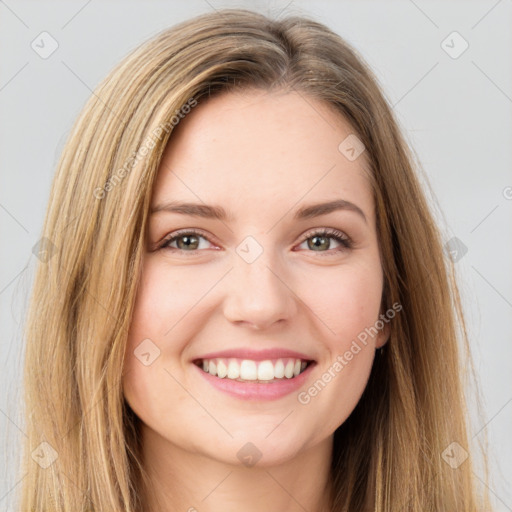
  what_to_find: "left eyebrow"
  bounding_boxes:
[150,198,367,224]
[293,199,367,224]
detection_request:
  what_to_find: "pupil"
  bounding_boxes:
[309,235,329,251]
[178,235,198,250]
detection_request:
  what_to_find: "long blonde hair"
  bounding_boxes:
[17,8,489,511]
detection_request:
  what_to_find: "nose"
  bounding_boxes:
[222,248,298,330]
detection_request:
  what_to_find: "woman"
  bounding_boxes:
[19,8,489,511]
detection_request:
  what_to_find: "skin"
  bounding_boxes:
[122,88,390,512]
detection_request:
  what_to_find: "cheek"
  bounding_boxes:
[122,258,221,417]
[293,259,383,435]
[298,258,384,348]
[126,258,214,347]
[123,261,184,414]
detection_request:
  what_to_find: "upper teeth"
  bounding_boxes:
[200,358,308,381]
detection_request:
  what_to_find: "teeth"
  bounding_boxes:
[198,357,310,381]
[216,360,227,378]
[284,360,294,378]
[240,360,257,380]
[257,360,274,381]
[274,359,285,379]
[227,360,240,379]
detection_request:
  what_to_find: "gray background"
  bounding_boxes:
[1,1,511,510]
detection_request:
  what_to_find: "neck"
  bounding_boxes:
[140,426,333,512]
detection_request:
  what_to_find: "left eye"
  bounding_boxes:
[297,229,352,254]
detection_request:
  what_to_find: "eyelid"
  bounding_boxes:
[299,227,350,244]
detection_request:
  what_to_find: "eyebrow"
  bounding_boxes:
[151,198,367,224]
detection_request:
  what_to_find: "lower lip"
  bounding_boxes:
[193,363,315,401]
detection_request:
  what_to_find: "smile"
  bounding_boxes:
[192,349,316,400]
[195,357,312,382]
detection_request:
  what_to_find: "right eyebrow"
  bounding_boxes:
[150,201,231,221]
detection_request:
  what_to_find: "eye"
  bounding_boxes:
[160,229,216,253]
[296,228,352,255]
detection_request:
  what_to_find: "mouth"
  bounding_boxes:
[193,357,315,383]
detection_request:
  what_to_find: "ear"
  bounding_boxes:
[375,314,391,349]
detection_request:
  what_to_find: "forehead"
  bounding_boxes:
[152,89,374,225]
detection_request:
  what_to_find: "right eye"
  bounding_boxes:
[160,229,216,253]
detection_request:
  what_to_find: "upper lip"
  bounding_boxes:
[194,348,315,362]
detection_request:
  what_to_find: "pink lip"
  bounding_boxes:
[192,361,316,401]
[194,348,314,362]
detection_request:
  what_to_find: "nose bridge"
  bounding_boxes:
[223,235,296,328]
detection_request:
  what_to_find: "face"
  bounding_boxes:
[122,88,389,468]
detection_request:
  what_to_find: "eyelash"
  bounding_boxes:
[158,228,353,256]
